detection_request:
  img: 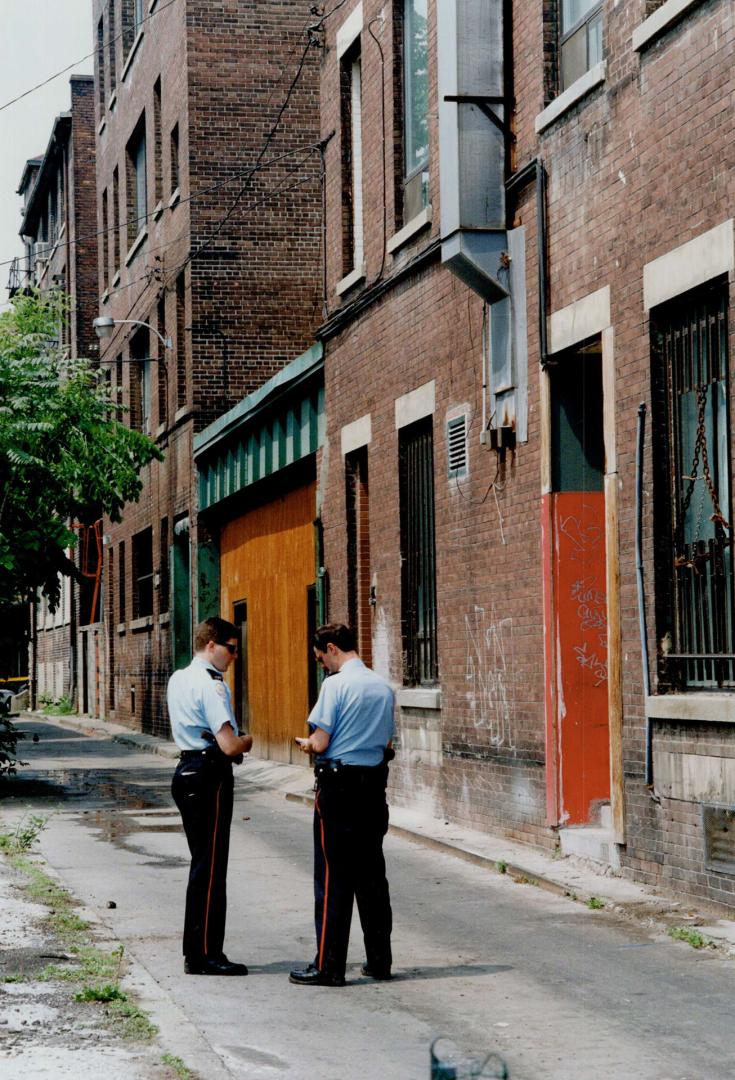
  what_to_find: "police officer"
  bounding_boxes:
[290,623,395,987]
[168,616,252,976]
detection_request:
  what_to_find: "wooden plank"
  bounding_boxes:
[220,480,316,764]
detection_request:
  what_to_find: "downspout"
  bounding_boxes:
[635,402,654,787]
[504,158,548,368]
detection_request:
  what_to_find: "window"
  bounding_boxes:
[118,540,126,622]
[401,0,429,223]
[345,447,371,663]
[159,517,169,614]
[170,123,180,195]
[153,77,162,206]
[126,115,147,247]
[652,281,734,689]
[132,527,154,618]
[101,188,109,286]
[175,272,187,407]
[129,326,151,433]
[157,293,167,427]
[399,417,438,685]
[123,0,144,55]
[559,0,602,91]
[340,43,363,277]
[97,17,105,110]
[112,166,121,270]
[108,0,117,94]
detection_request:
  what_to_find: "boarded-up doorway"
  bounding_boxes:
[220,479,316,763]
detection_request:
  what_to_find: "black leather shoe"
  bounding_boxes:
[185,956,248,976]
[289,963,345,987]
[361,963,392,980]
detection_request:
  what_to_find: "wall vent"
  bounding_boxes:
[447,414,468,478]
[703,805,735,874]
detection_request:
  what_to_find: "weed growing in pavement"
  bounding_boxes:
[162,1053,193,1079]
[38,695,77,716]
[76,983,128,1003]
[586,896,605,910]
[496,860,508,874]
[0,814,48,853]
[667,926,712,949]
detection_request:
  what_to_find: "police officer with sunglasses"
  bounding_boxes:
[168,616,252,975]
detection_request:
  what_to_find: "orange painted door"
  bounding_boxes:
[550,492,610,825]
[220,480,316,764]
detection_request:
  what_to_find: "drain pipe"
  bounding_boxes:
[635,402,654,786]
[505,158,549,369]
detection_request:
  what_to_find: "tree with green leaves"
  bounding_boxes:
[0,290,162,772]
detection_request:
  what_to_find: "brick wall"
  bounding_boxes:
[92,0,322,734]
[317,0,735,898]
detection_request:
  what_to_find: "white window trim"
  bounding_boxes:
[341,413,372,456]
[643,220,734,311]
[395,380,436,430]
[548,285,611,355]
[121,28,144,83]
[336,2,362,58]
[535,60,606,134]
[336,264,366,296]
[633,0,707,52]
[646,694,735,724]
[396,687,442,710]
[387,204,432,255]
[125,226,148,266]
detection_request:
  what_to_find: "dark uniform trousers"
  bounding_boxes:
[313,762,393,978]
[172,751,234,961]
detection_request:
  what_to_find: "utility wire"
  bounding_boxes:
[0,0,179,114]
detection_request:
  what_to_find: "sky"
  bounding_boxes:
[0,1,93,310]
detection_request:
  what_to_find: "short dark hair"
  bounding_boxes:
[312,623,356,653]
[194,616,239,652]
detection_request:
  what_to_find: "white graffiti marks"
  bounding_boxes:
[559,513,603,563]
[464,606,515,748]
[570,576,608,686]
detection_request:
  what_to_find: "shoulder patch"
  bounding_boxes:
[213,682,227,698]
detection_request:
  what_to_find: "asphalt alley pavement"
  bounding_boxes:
[2,714,735,1080]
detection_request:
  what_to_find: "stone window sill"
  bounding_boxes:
[125,227,148,266]
[168,187,181,210]
[130,615,154,632]
[108,88,118,112]
[633,0,706,51]
[117,622,127,635]
[121,29,144,83]
[159,612,170,626]
[97,117,106,137]
[152,200,164,222]
[335,264,366,297]
[397,687,442,711]
[535,61,606,134]
[387,205,432,255]
[646,693,735,724]
[101,288,110,304]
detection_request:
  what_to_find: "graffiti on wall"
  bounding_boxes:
[464,604,515,748]
[560,511,608,687]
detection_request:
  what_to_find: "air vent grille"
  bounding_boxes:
[447,415,468,478]
[704,805,735,874]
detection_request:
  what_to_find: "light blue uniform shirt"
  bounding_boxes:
[167,657,238,750]
[308,658,394,766]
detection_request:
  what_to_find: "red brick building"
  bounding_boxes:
[92,0,321,736]
[314,0,735,910]
[9,75,99,711]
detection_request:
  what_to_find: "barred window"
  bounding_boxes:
[399,417,438,685]
[652,280,734,689]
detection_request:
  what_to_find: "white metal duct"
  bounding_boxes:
[438,0,507,302]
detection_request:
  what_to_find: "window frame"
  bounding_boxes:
[132,527,154,619]
[559,0,603,92]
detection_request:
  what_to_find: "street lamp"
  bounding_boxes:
[93,315,172,431]
[93,315,172,352]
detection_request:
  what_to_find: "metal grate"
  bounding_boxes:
[657,284,734,688]
[400,418,438,686]
[447,414,468,478]
[704,805,735,875]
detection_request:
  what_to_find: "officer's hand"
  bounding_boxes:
[240,734,253,754]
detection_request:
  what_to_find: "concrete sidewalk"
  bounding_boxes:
[45,710,735,955]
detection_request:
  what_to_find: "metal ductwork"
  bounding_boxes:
[438,0,507,302]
